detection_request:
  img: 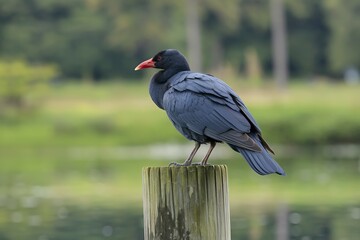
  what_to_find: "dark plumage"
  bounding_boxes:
[135,49,285,176]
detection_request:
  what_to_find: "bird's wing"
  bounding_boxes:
[170,72,262,133]
[164,75,262,152]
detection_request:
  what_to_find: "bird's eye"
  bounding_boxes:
[156,56,162,62]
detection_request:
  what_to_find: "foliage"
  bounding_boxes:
[0,60,57,111]
[324,0,360,72]
[286,0,330,75]
[0,0,359,79]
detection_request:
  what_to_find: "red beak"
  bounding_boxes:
[134,58,155,71]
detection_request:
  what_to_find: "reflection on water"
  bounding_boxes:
[0,196,359,239]
[0,145,359,240]
[0,201,144,240]
[231,205,360,240]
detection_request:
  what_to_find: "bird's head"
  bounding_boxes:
[135,49,190,72]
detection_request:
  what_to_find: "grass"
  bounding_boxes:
[0,81,359,147]
[0,80,359,208]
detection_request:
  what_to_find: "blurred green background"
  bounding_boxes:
[0,0,359,239]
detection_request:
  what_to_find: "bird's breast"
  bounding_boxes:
[163,89,211,143]
[163,89,204,114]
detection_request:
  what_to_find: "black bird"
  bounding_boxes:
[135,49,285,176]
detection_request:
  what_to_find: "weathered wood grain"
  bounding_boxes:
[142,165,231,240]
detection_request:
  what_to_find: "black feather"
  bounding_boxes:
[144,49,285,176]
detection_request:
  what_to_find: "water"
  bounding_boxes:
[0,145,359,239]
[231,205,360,240]
[0,204,144,240]
[0,202,359,239]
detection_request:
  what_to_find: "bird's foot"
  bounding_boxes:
[168,162,191,167]
[168,162,213,167]
[191,162,213,166]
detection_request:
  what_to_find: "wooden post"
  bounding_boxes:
[142,165,231,240]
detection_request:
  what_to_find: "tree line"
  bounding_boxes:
[0,0,359,80]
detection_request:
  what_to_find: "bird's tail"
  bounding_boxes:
[230,133,286,176]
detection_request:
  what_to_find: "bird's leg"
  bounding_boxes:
[200,142,216,165]
[185,142,201,165]
[169,142,201,166]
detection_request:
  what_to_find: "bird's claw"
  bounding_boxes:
[169,162,191,167]
[191,162,213,166]
[168,162,213,167]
